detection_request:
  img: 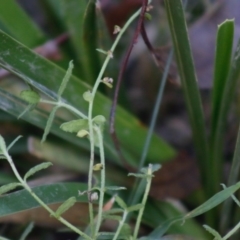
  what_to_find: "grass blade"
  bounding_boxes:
[164,0,210,197]
[209,19,234,193]
[0,0,46,47]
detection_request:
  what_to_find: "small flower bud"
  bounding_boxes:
[89,192,98,202]
[113,25,121,34]
[93,163,104,171]
[101,77,113,88]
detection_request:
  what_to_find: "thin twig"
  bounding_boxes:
[109,0,149,168]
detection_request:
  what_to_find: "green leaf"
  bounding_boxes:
[145,200,207,239]
[60,119,88,133]
[24,162,53,181]
[184,182,240,220]
[120,223,132,236]
[102,214,122,221]
[77,129,89,138]
[0,183,88,217]
[150,164,161,173]
[203,225,223,240]
[62,0,100,84]
[0,182,22,195]
[7,135,22,151]
[105,186,126,191]
[58,60,74,98]
[103,208,124,215]
[83,91,93,102]
[127,203,143,212]
[0,0,46,47]
[128,173,149,178]
[164,0,210,198]
[41,106,59,143]
[115,195,127,210]
[96,49,108,55]
[210,19,234,193]
[93,115,106,126]
[0,135,7,154]
[19,222,34,240]
[20,90,40,104]
[54,196,76,218]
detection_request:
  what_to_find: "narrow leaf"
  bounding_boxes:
[62,0,100,84]
[185,182,240,219]
[210,19,235,194]
[20,90,40,104]
[102,214,122,221]
[105,186,126,191]
[164,0,210,197]
[203,225,223,240]
[55,196,77,218]
[41,106,59,143]
[149,218,181,238]
[19,222,34,240]
[127,203,143,212]
[0,135,7,153]
[115,195,127,210]
[0,182,22,195]
[96,49,108,55]
[103,208,124,215]
[60,119,88,133]
[128,173,149,178]
[24,162,53,181]
[58,60,74,98]
[7,135,22,151]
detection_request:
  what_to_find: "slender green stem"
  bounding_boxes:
[40,99,87,119]
[3,151,92,240]
[94,126,106,237]
[223,220,240,240]
[85,5,147,237]
[133,165,153,239]
[112,210,128,240]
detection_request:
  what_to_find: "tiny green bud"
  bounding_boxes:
[144,12,152,21]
